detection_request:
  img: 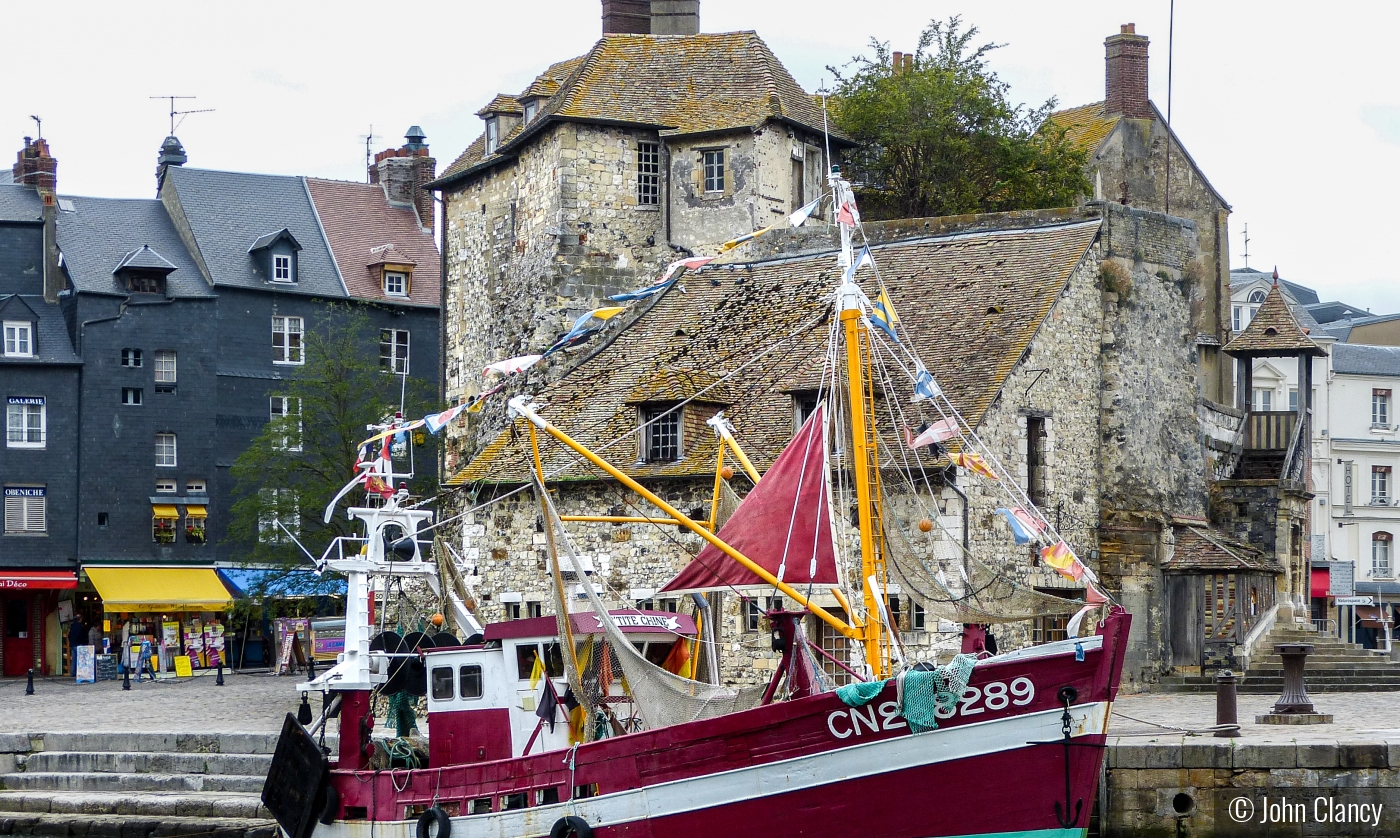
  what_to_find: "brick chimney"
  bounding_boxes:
[13,136,57,192]
[1105,23,1151,118]
[602,0,698,35]
[13,137,64,302]
[370,126,436,232]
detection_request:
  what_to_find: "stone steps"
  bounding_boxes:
[0,772,265,794]
[21,751,272,776]
[0,790,268,819]
[0,812,277,837]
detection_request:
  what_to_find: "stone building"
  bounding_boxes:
[428,2,848,469]
[1050,24,1234,407]
[445,201,1234,689]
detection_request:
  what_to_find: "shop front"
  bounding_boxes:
[84,566,234,676]
[1,570,78,677]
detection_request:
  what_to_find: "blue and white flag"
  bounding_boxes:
[788,196,823,228]
[996,508,1034,545]
[608,277,676,302]
[842,246,873,284]
[912,369,941,402]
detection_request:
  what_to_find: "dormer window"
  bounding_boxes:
[523,100,539,124]
[486,119,500,154]
[384,272,407,297]
[3,321,33,357]
[248,228,303,285]
[113,245,177,295]
[368,250,416,300]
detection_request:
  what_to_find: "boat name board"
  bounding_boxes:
[585,614,683,632]
[827,677,1036,739]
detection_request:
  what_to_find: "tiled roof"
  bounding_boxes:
[1164,526,1284,573]
[477,95,523,117]
[1047,102,1120,153]
[1332,343,1400,377]
[437,33,843,185]
[1223,282,1325,357]
[114,245,178,273]
[162,167,345,297]
[0,183,41,222]
[450,219,1101,485]
[0,295,81,365]
[54,195,213,299]
[304,178,441,307]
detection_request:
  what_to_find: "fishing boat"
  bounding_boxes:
[262,170,1129,838]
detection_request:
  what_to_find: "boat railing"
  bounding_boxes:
[321,534,435,566]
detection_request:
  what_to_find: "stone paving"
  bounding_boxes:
[0,672,304,734]
[1113,690,1400,745]
[6,669,1399,745]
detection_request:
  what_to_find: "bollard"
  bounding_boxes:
[216,659,225,687]
[1273,643,1317,714]
[122,662,131,691]
[25,669,34,696]
[308,656,316,679]
[1215,669,1238,737]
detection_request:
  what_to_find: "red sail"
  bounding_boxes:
[660,405,838,593]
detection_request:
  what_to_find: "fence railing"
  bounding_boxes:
[1245,411,1297,451]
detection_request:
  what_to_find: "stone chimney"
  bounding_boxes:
[370,127,436,232]
[650,1,699,35]
[1105,23,1151,118]
[602,0,698,35]
[156,135,187,195]
[13,137,64,302]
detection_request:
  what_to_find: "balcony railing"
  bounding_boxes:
[1245,410,1297,451]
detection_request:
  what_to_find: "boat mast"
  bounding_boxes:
[833,168,890,679]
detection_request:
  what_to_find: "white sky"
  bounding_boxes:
[3,1,1397,311]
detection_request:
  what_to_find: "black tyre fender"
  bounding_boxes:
[550,816,593,838]
[318,784,340,825]
[416,806,452,838]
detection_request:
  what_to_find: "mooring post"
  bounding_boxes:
[1214,669,1238,737]
[1273,643,1316,714]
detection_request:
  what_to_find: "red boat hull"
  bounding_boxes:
[315,611,1128,838]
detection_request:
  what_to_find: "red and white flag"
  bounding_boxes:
[904,418,958,449]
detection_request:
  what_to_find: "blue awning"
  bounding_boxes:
[217,566,347,598]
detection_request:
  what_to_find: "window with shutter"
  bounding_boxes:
[4,488,45,534]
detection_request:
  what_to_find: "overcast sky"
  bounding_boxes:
[3,2,1396,311]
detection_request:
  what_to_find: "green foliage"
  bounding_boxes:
[828,16,1090,220]
[228,306,436,597]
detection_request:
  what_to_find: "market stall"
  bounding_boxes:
[84,566,234,676]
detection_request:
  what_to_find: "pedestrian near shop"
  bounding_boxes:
[67,615,87,675]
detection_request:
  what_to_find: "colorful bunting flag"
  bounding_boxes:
[996,508,1034,544]
[905,418,958,449]
[788,196,823,228]
[950,452,996,479]
[870,286,899,342]
[835,200,858,226]
[912,369,942,402]
[543,306,628,356]
[1040,540,1076,575]
[483,355,543,378]
[842,246,874,284]
[424,404,466,435]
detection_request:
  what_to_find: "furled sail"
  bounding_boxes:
[660,405,838,594]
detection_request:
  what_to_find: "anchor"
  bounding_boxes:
[1026,686,1105,829]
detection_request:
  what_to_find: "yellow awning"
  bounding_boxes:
[185,505,208,519]
[151,504,180,518]
[86,566,233,613]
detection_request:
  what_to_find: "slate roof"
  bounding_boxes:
[1305,301,1370,324]
[114,245,178,273]
[1231,267,1320,306]
[0,183,42,222]
[1332,343,1400,377]
[435,33,844,186]
[54,196,213,298]
[0,295,81,365]
[161,167,345,297]
[1164,526,1284,573]
[450,219,1101,485]
[1223,282,1325,357]
[304,178,441,307]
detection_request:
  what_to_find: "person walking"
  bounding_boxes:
[67,615,87,675]
[88,618,103,654]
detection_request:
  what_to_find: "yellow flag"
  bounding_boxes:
[529,652,544,690]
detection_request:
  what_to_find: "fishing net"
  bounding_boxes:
[835,653,978,734]
[883,518,1085,625]
[534,474,767,735]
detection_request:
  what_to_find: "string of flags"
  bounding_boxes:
[716,195,825,254]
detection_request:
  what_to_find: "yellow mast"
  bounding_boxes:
[840,306,890,678]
